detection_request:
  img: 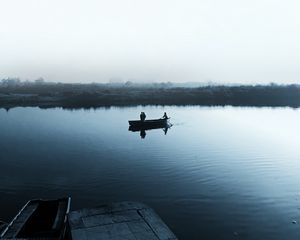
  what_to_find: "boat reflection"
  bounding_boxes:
[129,125,171,139]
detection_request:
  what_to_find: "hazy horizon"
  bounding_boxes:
[1,0,300,84]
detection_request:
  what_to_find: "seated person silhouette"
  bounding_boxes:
[140,112,146,121]
[162,112,168,119]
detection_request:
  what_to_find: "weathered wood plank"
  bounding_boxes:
[71,228,88,240]
[138,208,177,240]
[71,201,147,219]
[69,202,177,240]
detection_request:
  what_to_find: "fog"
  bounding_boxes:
[1,0,300,84]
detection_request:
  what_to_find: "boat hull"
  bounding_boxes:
[128,118,169,128]
[1,197,71,240]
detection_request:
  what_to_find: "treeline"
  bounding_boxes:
[0,78,300,108]
[0,78,179,93]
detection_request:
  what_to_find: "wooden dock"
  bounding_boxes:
[68,201,177,240]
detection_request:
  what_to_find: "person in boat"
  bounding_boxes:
[162,112,168,119]
[140,112,146,121]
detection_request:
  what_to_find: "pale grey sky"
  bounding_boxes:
[0,0,300,83]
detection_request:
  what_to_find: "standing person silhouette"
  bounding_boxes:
[140,112,146,121]
[162,112,168,119]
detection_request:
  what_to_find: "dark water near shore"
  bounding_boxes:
[1,106,300,239]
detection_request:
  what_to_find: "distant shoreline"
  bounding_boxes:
[1,82,300,109]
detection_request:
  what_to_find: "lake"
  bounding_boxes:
[0,106,300,239]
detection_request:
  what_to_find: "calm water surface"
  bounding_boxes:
[1,106,300,239]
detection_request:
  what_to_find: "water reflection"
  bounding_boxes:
[2,106,300,239]
[129,125,171,139]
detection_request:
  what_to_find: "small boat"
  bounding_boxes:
[1,197,71,240]
[128,117,170,128]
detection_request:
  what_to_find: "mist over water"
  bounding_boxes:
[1,106,300,239]
[1,0,300,83]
